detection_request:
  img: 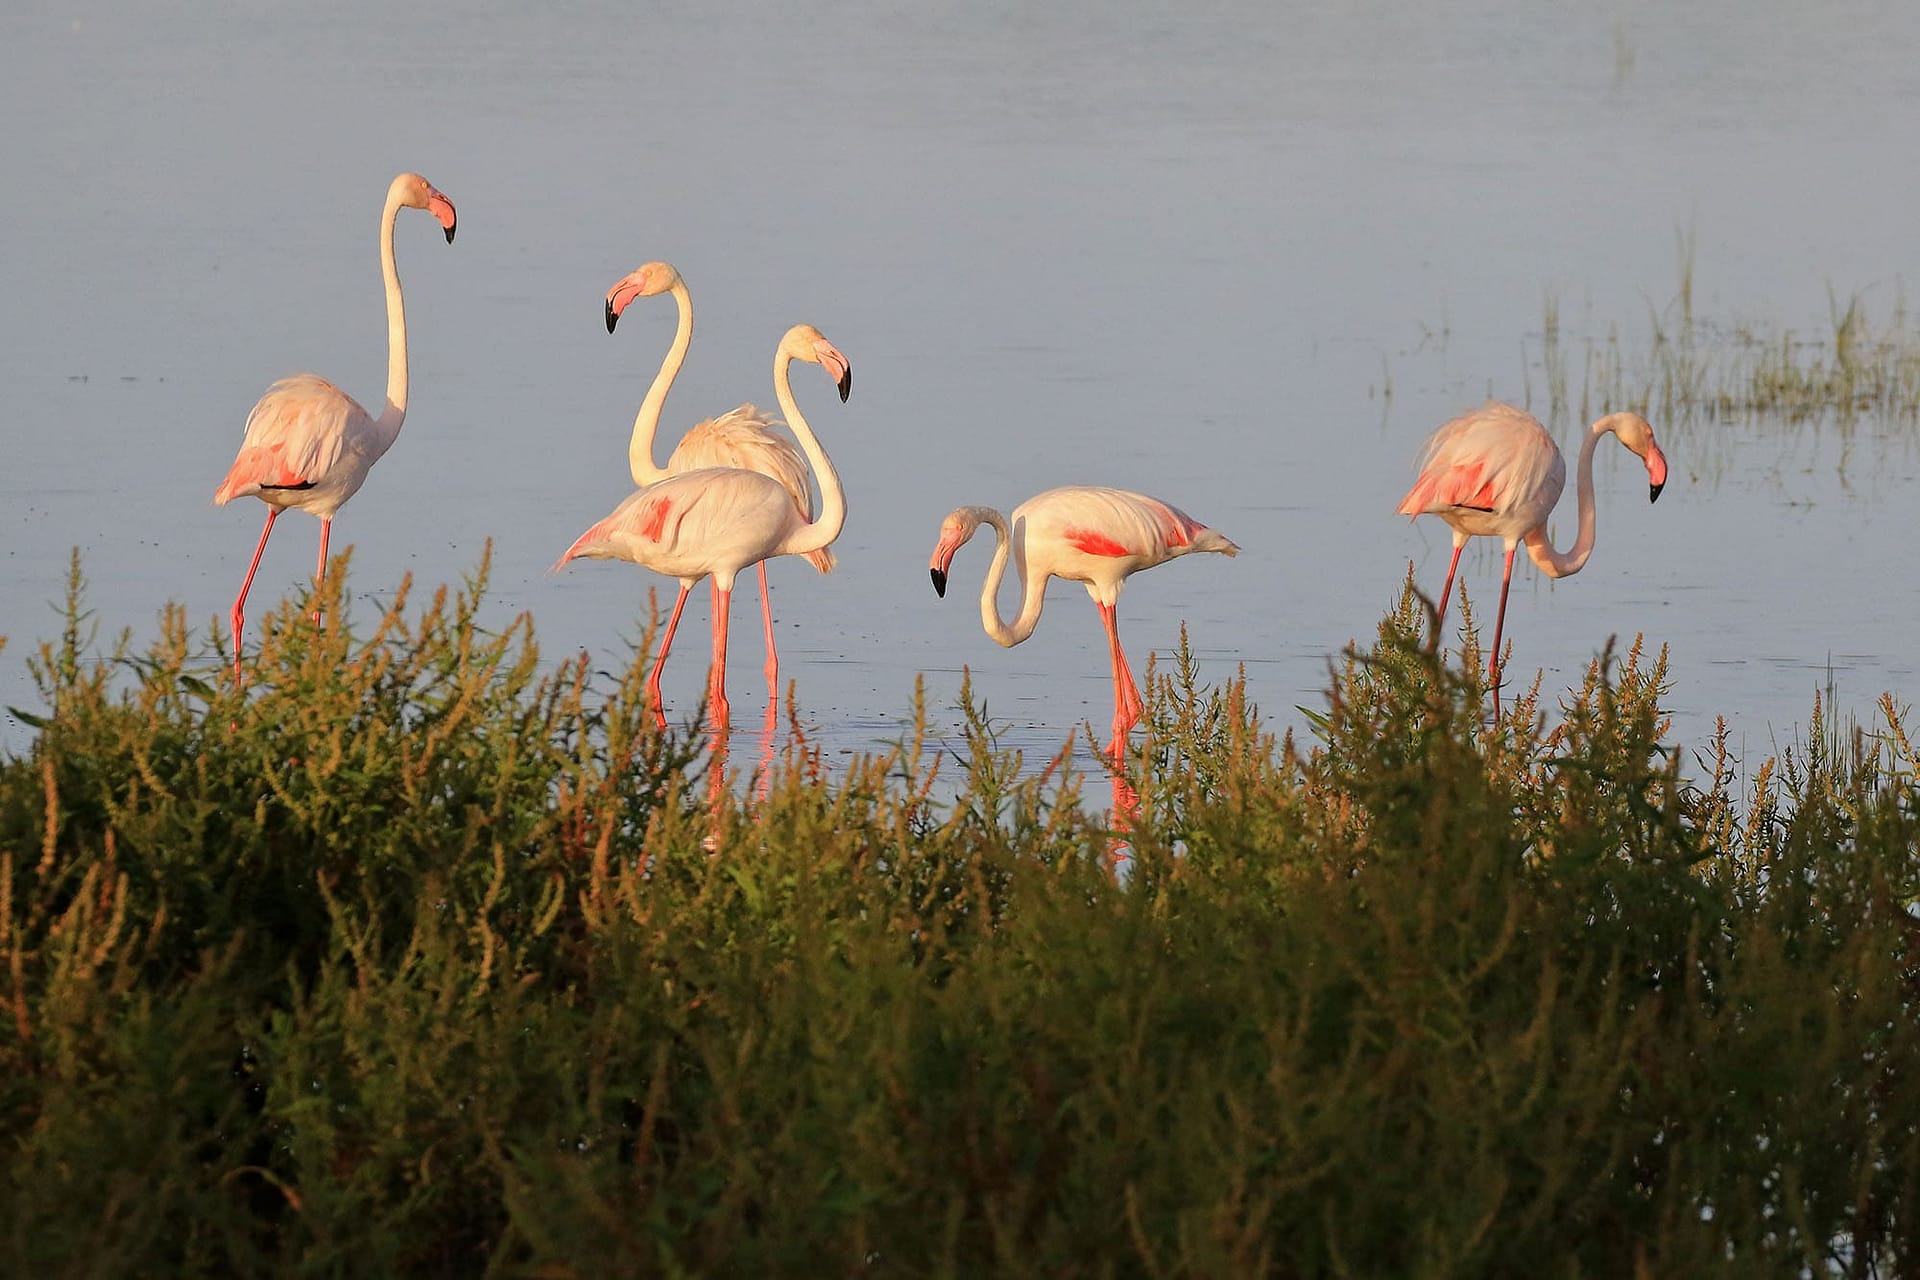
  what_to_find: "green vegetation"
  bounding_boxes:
[1531,237,1920,436]
[4,556,1919,1276]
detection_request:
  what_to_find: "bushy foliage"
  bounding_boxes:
[3,558,1917,1276]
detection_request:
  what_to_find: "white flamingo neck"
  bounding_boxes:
[376,186,409,444]
[972,507,1046,647]
[771,349,844,559]
[629,278,692,486]
[1525,417,1608,578]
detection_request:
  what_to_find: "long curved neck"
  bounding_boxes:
[973,509,1047,647]
[1525,419,1607,578]
[771,351,846,558]
[629,279,691,486]
[375,188,408,444]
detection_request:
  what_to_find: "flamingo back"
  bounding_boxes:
[556,467,801,585]
[667,404,834,574]
[1398,402,1564,526]
[213,374,374,513]
[1017,486,1238,596]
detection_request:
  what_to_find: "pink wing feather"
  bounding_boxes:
[213,374,365,504]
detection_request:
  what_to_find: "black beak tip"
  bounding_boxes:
[605,301,618,334]
[444,225,456,245]
[1649,482,1664,504]
[838,368,853,403]
[930,568,947,598]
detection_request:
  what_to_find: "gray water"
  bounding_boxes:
[4,1,1918,772]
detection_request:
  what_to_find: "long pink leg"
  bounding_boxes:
[231,508,281,682]
[646,583,693,716]
[311,518,332,624]
[1435,535,1467,627]
[708,581,732,727]
[1488,545,1517,714]
[757,561,779,694]
[1098,602,1143,757]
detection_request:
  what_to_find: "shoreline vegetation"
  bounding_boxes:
[4,554,1917,1273]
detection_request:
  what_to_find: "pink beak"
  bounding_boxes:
[1647,443,1668,502]
[427,190,457,243]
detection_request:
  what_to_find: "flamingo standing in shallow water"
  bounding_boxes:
[557,324,852,725]
[213,171,457,680]
[1397,401,1667,709]
[603,261,834,696]
[927,486,1238,755]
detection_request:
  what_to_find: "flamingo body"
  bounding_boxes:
[214,374,384,518]
[213,172,456,681]
[929,485,1238,752]
[664,404,835,575]
[1398,401,1667,709]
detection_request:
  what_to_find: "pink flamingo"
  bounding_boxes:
[927,487,1238,754]
[604,261,835,695]
[557,324,851,725]
[213,171,457,679]
[1397,401,1667,707]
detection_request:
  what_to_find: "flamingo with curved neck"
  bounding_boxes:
[1397,401,1668,709]
[928,486,1238,753]
[214,171,457,680]
[604,261,836,694]
[558,324,851,725]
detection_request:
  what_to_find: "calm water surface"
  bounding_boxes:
[3,1,1918,773]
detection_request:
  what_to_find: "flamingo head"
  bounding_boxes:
[929,508,987,597]
[392,172,457,243]
[605,261,683,333]
[1602,412,1667,502]
[780,324,853,402]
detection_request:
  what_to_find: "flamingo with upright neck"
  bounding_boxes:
[213,171,457,680]
[604,262,835,696]
[928,486,1238,755]
[557,324,852,726]
[1397,401,1668,709]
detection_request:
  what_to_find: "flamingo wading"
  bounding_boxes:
[557,324,852,725]
[1397,401,1667,707]
[213,171,457,679]
[927,486,1238,754]
[604,261,835,695]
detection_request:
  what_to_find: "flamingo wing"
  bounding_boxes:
[1028,487,1239,569]
[214,374,367,504]
[1398,402,1562,518]
[667,404,834,574]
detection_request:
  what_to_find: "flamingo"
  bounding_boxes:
[557,324,851,725]
[1397,401,1667,708]
[213,171,457,680]
[604,261,835,695]
[927,487,1239,754]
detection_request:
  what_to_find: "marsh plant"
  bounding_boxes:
[3,558,1919,1275]
[1528,237,1920,444]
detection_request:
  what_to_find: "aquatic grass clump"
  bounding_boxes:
[4,559,1920,1274]
[1528,240,1920,446]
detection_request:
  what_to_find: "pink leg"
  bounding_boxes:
[1436,537,1466,627]
[312,518,331,624]
[647,583,693,718]
[708,581,733,727]
[1098,602,1143,757]
[757,561,779,695]
[230,508,281,682]
[1488,545,1517,714]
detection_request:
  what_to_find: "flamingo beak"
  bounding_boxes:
[427,191,457,244]
[929,541,957,597]
[605,297,619,334]
[1647,443,1668,503]
[815,342,852,402]
[931,567,947,597]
